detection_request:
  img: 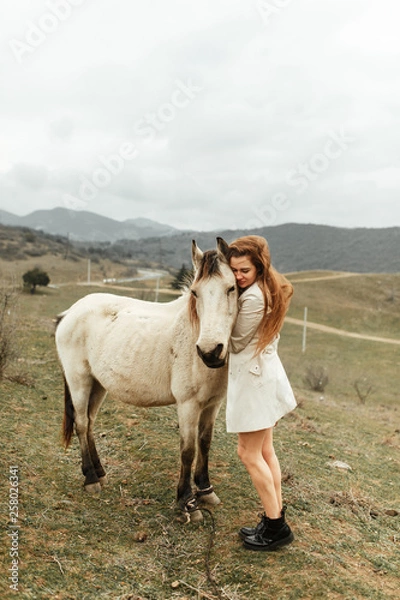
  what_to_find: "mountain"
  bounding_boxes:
[108,223,400,273]
[0,207,179,242]
[1,207,399,273]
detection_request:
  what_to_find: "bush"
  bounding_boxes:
[22,268,50,293]
[303,365,329,392]
[25,248,46,257]
[23,232,36,243]
[0,288,18,380]
[353,377,374,404]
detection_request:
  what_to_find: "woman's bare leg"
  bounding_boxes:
[237,428,281,519]
[261,428,282,511]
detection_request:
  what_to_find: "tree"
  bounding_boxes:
[22,268,50,294]
[0,289,18,380]
[171,264,193,290]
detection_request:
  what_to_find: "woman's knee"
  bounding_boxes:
[261,432,277,464]
[262,445,277,464]
[237,442,250,466]
[237,443,260,470]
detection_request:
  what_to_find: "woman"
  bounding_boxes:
[226,235,296,551]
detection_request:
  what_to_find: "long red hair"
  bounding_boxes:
[227,235,293,353]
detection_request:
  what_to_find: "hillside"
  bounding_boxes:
[107,223,400,273]
[0,207,179,242]
[0,221,399,274]
[0,224,82,262]
[0,224,140,286]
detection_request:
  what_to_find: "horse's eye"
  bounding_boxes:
[191,289,197,298]
[227,286,235,294]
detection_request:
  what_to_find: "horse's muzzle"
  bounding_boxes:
[196,343,226,369]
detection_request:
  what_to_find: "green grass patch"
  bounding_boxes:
[1,271,399,599]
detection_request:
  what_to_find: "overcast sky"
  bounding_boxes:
[1,0,399,232]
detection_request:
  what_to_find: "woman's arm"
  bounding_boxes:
[229,289,264,354]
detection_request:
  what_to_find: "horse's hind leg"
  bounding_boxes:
[194,399,222,507]
[68,376,104,494]
[87,379,108,488]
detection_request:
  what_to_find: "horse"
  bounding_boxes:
[55,237,238,522]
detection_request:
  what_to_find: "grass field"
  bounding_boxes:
[1,257,399,599]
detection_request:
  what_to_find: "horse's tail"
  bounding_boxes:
[62,376,75,449]
[54,312,74,448]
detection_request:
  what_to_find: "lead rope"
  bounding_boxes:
[201,507,223,600]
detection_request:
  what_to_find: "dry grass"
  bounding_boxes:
[1,262,399,599]
[287,272,400,338]
[0,254,140,287]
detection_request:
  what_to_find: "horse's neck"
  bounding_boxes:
[174,293,197,338]
[175,293,191,321]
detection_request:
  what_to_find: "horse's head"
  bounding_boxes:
[190,237,238,369]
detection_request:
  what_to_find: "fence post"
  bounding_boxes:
[302,306,308,353]
[155,276,160,302]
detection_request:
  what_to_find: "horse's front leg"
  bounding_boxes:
[194,398,222,507]
[176,400,203,523]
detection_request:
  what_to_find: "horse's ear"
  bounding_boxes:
[216,237,229,262]
[192,240,203,270]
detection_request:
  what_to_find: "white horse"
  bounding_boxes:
[55,238,238,521]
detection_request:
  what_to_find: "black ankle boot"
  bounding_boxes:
[238,513,267,540]
[239,506,288,540]
[243,510,294,551]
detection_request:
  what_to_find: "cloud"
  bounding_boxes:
[0,0,399,230]
[8,163,48,190]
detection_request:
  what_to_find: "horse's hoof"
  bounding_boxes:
[196,486,221,506]
[189,509,204,523]
[176,496,204,524]
[84,482,102,494]
[174,511,191,524]
[99,475,108,488]
[198,490,221,506]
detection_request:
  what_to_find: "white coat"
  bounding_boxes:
[226,282,297,433]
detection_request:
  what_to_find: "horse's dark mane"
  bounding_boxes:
[195,250,222,281]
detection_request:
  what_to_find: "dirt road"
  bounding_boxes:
[285,316,400,346]
[286,271,400,346]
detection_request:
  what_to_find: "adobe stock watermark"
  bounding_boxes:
[286,126,356,194]
[9,0,89,64]
[8,466,20,592]
[255,0,293,26]
[63,78,203,211]
[243,192,291,231]
[245,126,356,230]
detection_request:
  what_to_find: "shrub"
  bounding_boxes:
[23,231,36,243]
[353,377,374,404]
[25,248,46,257]
[0,288,18,380]
[22,268,50,293]
[303,365,329,392]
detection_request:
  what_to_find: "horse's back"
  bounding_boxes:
[60,292,183,317]
[56,292,185,337]
[55,292,189,406]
